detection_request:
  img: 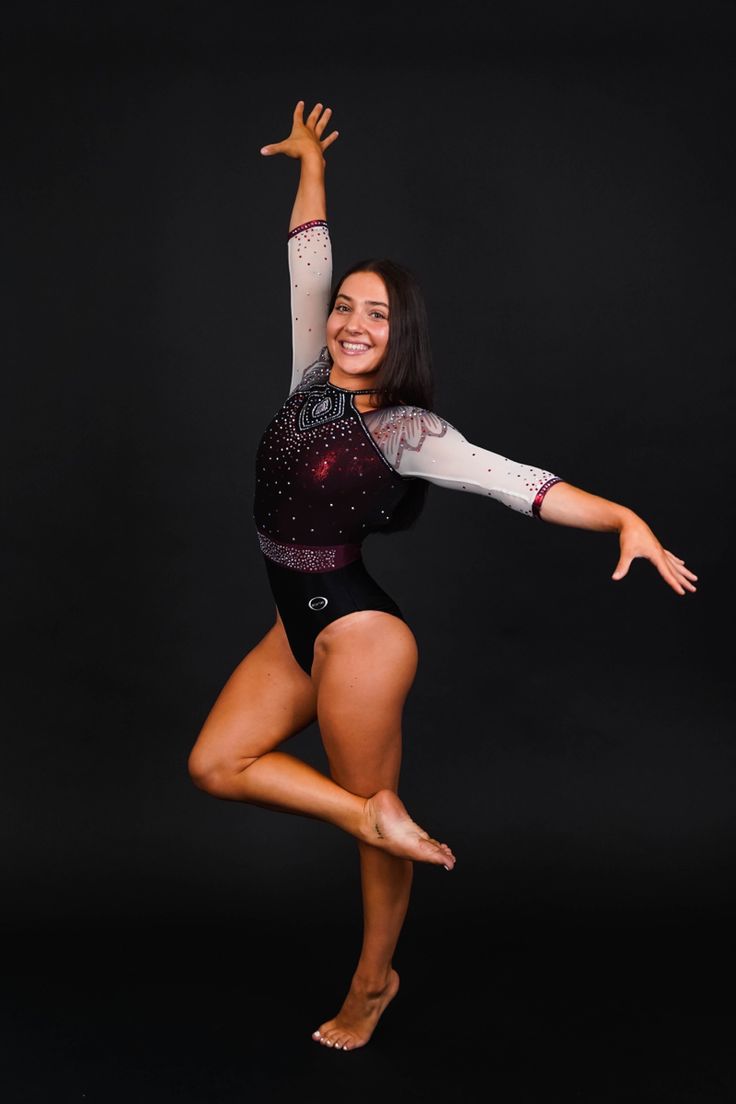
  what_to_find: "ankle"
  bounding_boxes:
[352,966,394,995]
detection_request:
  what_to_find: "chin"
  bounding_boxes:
[340,360,378,375]
[333,353,379,375]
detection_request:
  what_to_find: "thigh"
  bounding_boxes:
[190,613,318,770]
[312,611,419,796]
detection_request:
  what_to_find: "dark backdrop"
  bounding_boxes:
[4,2,736,1099]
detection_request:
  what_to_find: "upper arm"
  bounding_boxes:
[288,220,332,394]
[364,407,562,518]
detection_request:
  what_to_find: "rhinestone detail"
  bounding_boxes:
[258,530,361,573]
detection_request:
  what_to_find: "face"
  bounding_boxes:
[326,271,390,382]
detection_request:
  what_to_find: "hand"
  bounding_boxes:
[260,100,338,162]
[612,515,698,596]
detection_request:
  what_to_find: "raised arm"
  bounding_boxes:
[261,101,338,393]
[363,407,698,596]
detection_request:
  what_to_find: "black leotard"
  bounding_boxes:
[253,220,562,673]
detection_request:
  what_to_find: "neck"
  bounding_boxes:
[328,365,381,392]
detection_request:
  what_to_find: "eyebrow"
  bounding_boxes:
[336,293,389,308]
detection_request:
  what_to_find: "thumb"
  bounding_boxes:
[260,141,285,156]
[611,554,631,581]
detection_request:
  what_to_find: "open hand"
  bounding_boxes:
[260,100,338,161]
[612,516,698,595]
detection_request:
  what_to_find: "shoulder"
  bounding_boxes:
[362,404,451,467]
[292,348,332,394]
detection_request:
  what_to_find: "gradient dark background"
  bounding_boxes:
[4,1,736,1100]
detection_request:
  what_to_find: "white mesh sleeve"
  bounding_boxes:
[363,406,562,518]
[287,220,332,394]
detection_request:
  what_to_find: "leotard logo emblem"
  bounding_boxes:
[308,596,328,611]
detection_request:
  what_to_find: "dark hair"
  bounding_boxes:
[329,258,435,531]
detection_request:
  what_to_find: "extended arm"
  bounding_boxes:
[536,480,697,595]
[261,101,338,393]
[363,407,697,596]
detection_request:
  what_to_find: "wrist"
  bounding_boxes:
[300,148,326,172]
[615,506,641,534]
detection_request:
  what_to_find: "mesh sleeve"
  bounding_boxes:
[287,221,332,394]
[363,406,563,518]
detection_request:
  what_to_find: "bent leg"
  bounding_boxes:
[188,614,454,866]
[310,611,453,1051]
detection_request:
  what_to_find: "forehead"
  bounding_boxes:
[336,271,389,302]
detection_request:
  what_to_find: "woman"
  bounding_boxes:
[188,101,697,1052]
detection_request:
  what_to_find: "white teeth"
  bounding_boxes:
[342,342,370,352]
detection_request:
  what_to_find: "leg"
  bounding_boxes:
[188,614,455,867]
[309,611,447,1051]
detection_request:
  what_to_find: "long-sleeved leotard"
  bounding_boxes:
[253,220,562,672]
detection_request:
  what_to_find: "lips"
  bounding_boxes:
[340,341,371,354]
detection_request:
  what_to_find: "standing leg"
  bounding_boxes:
[310,610,442,1051]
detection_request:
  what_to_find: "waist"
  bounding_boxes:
[257,529,362,573]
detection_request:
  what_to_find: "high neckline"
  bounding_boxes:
[326,379,381,395]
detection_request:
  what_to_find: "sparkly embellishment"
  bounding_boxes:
[532,477,563,518]
[298,387,346,431]
[293,352,331,395]
[258,531,361,572]
[362,406,448,469]
[287,219,329,240]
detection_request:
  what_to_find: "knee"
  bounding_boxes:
[187,745,218,792]
[187,744,256,796]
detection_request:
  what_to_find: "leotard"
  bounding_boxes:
[253,220,562,673]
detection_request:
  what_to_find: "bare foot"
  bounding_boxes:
[360,789,455,869]
[312,969,400,1051]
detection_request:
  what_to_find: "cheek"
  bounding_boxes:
[375,325,389,350]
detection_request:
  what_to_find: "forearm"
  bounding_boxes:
[289,152,327,232]
[537,480,636,532]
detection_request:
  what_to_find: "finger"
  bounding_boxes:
[292,99,305,123]
[666,550,698,580]
[611,554,631,580]
[260,143,281,155]
[656,559,688,595]
[320,129,339,150]
[664,550,686,564]
[315,106,332,136]
[673,566,697,591]
[307,101,324,127]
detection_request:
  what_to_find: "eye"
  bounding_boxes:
[335,303,350,313]
[370,311,387,320]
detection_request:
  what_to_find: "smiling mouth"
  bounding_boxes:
[340,341,372,354]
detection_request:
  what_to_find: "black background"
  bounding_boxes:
[4,1,736,1100]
